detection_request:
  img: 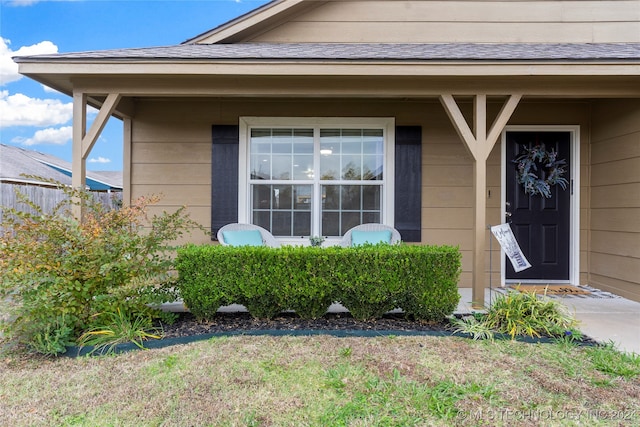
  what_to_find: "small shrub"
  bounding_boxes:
[273,246,336,319]
[480,287,579,339]
[233,247,288,319]
[396,246,461,321]
[174,244,237,319]
[0,177,204,355]
[78,308,162,356]
[451,315,495,341]
[334,245,406,321]
[28,314,76,356]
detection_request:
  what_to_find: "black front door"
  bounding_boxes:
[505,131,571,281]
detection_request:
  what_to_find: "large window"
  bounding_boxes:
[239,118,395,240]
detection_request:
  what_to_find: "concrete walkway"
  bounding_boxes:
[457,287,640,355]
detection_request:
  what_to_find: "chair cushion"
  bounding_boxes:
[222,230,264,246]
[351,230,392,246]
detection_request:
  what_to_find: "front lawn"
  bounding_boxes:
[1,335,638,426]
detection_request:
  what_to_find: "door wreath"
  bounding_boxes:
[513,143,568,198]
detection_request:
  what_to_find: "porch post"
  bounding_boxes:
[472,94,488,309]
[71,92,122,220]
[472,152,488,307]
[72,91,87,220]
[123,117,132,207]
[439,94,521,307]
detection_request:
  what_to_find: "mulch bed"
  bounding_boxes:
[157,311,599,346]
[159,311,454,339]
[62,311,600,357]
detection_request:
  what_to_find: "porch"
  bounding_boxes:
[14,43,640,306]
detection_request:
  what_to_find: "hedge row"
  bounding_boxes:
[175,244,462,322]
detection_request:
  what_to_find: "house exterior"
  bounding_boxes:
[14,0,640,304]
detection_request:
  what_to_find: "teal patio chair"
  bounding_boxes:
[217,223,281,248]
[340,223,402,247]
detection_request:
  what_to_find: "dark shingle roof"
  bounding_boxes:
[14,43,640,62]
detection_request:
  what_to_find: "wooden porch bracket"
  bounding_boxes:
[439,94,522,308]
[71,91,122,219]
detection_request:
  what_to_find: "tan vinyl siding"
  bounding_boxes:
[244,1,640,43]
[130,98,591,286]
[589,99,640,301]
[130,102,214,241]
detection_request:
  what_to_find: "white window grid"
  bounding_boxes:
[239,117,395,244]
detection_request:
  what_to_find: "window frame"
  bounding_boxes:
[239,117,395,245]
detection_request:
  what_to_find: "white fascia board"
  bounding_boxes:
[18,60,640,77]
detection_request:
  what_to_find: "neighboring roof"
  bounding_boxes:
[90,171,123,188]
[14,43,640,62]
[0,144,71,186]
[0,144,122,191]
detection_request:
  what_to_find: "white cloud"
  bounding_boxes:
[15,125,72,146]
[42,84,61,94]
[1,38,58,86]
[88,156,111,164]
[0,90,73,127]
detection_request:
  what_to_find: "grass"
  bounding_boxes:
[1,336,639,426]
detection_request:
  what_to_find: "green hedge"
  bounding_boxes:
[176,244,461,322]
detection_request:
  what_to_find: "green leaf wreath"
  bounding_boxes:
[513,144,568,198]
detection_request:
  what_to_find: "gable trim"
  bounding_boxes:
[185,0,325,45]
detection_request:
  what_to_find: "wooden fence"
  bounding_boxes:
[0,183,122,220]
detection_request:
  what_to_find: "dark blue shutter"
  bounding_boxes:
[395,126,422,242]
[211,125,239,239]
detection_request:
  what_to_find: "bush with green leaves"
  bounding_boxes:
[453,287,580,340]
[173,243,237,319]
[228,246,287,320]
[451,314,495,341]
[270,246,337,319]
[176,243,461,321]
[0,177,203,354]
[484,287,579,339]
[332,245,405,321]
[78,308,162,356]
[395,245,462,320]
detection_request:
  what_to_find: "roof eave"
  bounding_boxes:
[16,58,640,77]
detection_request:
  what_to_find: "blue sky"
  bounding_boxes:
[1,0,269,171]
